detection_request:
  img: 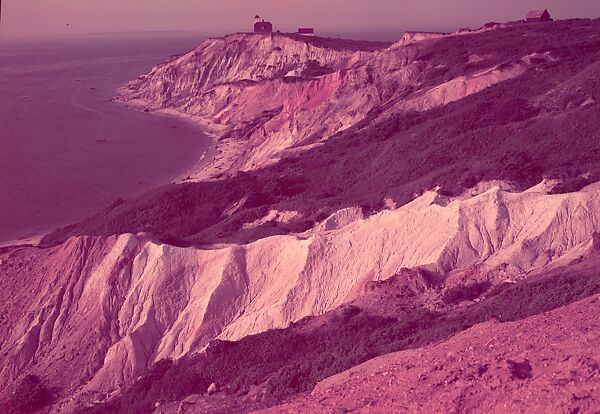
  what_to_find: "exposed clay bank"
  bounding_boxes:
[0,35,212,244]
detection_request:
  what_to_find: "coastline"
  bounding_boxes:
[0,101,216,251]
[0,98,217,250]
[0,234,43,250]
[117,95,245,182]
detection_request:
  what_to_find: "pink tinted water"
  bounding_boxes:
[0,35,210,243]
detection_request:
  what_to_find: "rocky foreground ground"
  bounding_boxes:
[262,295,600,414]
[155,294,600,414]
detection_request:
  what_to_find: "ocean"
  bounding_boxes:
[0,34,211,244]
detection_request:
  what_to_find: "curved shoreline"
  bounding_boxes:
[118,96,245,182]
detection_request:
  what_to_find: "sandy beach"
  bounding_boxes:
[119,96,248,182]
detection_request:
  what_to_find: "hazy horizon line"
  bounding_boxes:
[0,27,417,44]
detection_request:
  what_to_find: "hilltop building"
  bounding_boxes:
[254,20,273,33]
[525,9,552,23]
[253,15,273,33]
[298,28,315,36]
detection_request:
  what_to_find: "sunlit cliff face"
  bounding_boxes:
[3,181,600,405]
[4,17,600,414]
[123,31,548,179]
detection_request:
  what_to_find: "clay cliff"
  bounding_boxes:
[123,33,388,174]
[3,183,600,411]
[4,19,600,414]
[123,31,542,176]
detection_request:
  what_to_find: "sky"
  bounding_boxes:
[2,0,600,40]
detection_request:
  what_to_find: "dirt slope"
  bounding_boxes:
[259,294,600,414]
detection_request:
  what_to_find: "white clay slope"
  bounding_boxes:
[2,183,600,405]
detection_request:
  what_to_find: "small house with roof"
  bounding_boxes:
[254,15,273,33]
[525,9,552,23]
[298,28,315,36]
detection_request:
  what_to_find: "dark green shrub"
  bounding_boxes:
[9,375,53,413]
[442,281,492,304]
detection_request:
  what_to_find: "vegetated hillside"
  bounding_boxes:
[0,183,600,408]
[72,254,600,414]
[7,184,600,411]
[261,293,600,414]
[43,19,600,248]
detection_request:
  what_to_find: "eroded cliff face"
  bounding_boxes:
[3,183,600,408]
[6,23,600,411]
[124,33,393,173]
[123,31,537,176]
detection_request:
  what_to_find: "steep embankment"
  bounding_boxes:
[260,294,600,414]
[6,19,600,413]
[124,30,541,176]
[123,33,395,175]
[3,183,600,410]
[85,239,600,414]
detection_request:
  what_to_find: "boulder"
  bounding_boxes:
[207,382,218,396]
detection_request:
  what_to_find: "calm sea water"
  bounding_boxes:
[0,34,210,244]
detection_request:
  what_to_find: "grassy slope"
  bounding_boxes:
[42,19,600,248]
